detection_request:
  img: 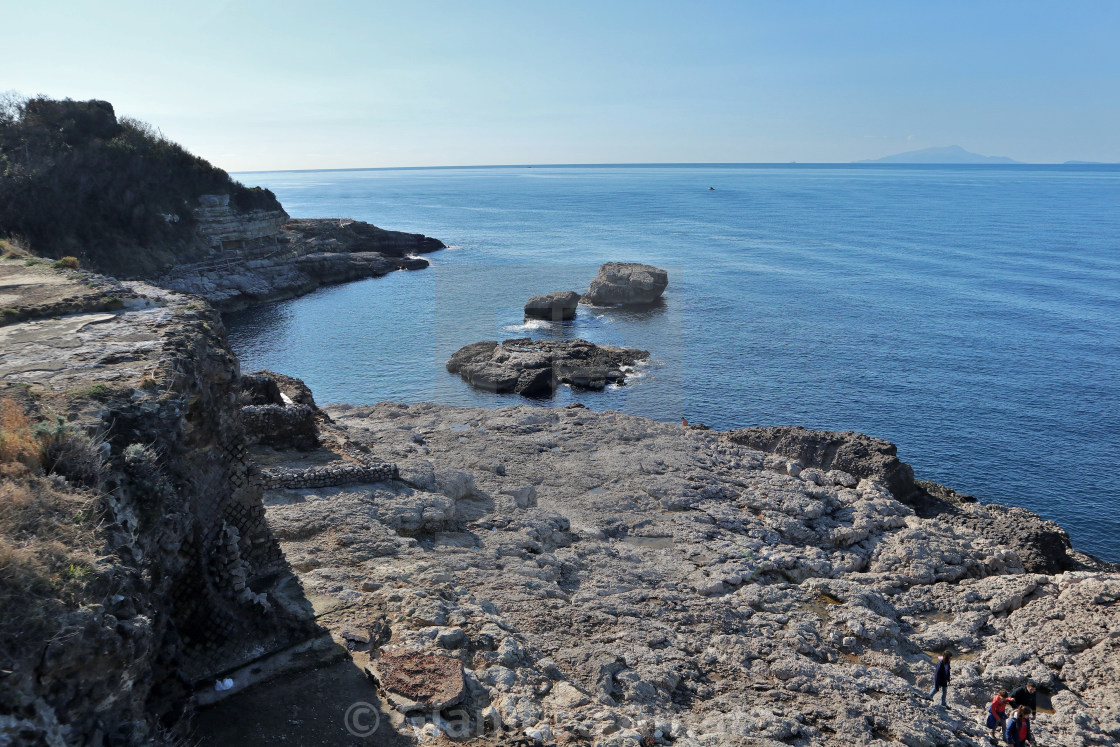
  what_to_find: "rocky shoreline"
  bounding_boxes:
[2,258,1119,747]
[158,217,445,311]
[216,367,1119,746]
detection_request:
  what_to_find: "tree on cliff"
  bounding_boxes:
[0,95,282,277]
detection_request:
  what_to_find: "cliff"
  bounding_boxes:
[0,258,321,744]
[158,217,445,311]
[0,97,284,278]
[0,97,445,308]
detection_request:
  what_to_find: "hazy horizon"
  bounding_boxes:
[230,158,1119,176]
[3,1,1118,170]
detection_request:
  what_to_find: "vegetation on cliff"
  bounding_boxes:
[0,395,103,671]
[0,95,281,276]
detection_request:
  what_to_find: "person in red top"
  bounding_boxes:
[1005,705,1033,747]
[985,688,1008,738]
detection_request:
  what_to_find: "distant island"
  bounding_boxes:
[859,145,1019,164]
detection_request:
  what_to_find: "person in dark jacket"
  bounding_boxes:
[1009,682,1038,714]
[1005,705,1033,746]
[926,652,951,706]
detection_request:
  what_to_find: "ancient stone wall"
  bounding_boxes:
[241,403,319,449]
[260,461,398,490]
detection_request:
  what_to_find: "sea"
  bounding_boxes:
[225,164,1120,563]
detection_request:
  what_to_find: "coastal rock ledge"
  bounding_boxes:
[270,401,1120,747]
[157,217,445,311]
[446,338,649,396]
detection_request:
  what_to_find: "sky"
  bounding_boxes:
[2,0,1118,169]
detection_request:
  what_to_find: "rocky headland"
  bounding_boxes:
[157,215,445,311]
[245,394,1120,746]
[2,98,1118,747]
[0,97,446,313]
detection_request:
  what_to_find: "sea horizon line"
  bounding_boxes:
[232,161,1120,175]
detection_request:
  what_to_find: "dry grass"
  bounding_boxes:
[0,398,106,489]
[0,473,100,662]
[0,398,41,468]
[0,236,32,259]
[0,399,102,663]
[52,255,80,270]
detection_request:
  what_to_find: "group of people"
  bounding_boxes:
[986,682,1038,745]
[927,652,1041,745]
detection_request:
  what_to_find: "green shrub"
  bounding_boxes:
[0,95,282,276]
[52,256,79,269]
[81,383,111,400]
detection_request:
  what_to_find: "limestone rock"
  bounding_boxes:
[726,425,917,499]
[446,338,649,396]
[287,401,1120,747]
[582,262,668,306]
[524,290,581,321]
[156,217,445,311]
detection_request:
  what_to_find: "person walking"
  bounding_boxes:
[986,688,1009,738]
[1009,681,1038,714]
[927,652,951,707]
[1005,705,1033,746]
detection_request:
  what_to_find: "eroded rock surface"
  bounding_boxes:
[524,291,581,321]
[264,402,1120,747]
[582,262,668,306]
[446,338,649,397]
[157,218,445,310]
[0,259,316,745]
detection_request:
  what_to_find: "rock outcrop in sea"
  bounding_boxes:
[446,338,649,396]
[524,290,581,321]
[582,262,669,306]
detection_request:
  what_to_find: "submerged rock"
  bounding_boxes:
[445,338,649,397]
[524,290,581,321]
[582,262,668,306]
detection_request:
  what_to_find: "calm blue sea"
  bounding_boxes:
[226,164,1120,563]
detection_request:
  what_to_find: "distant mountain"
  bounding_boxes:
[859,145,1020,164]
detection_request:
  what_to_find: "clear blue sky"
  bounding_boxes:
[3,0,1117,169]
